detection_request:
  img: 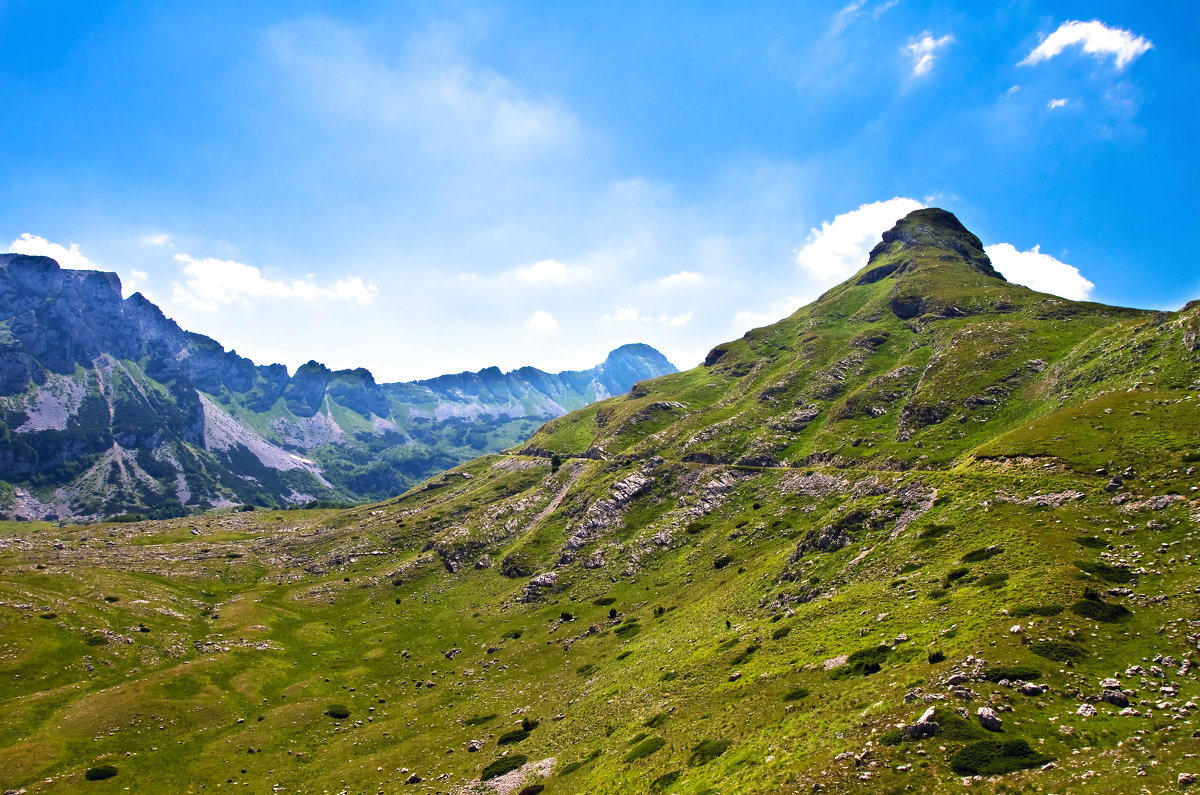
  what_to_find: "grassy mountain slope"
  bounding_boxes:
[1,210,1197,794]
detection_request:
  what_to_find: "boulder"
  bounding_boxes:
[976,706,1002,732]
[1101,689,1129,708]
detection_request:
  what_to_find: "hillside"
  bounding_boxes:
[0,253,675,519]
[1,209,1198,794]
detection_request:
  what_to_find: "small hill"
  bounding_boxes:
[0,209,1196,793]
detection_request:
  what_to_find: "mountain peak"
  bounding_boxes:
[862,207,1005,283]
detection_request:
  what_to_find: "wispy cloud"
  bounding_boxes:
[985,243,1094,300]
[524,310,559,332]
[657,271,706,288]
[603,305,693,327]
[9,233,103,271]
[1020,20,1152,70]
[511,259,588,283]
[733,294,810,330]
[901,32,953,76]
[795,197,925,282]
[171,253,376,311]
[1047,98,1070,109]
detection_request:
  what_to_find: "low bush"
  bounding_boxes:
[324,704,350,719]
[1074,559,1133,584]
[946,567,970,582]
[463,713,496,726]
[772,626,792,640]
[614,621,641,637]
[981,665,1040,683]
[481,755,527,781]
[919,523,952,540]
[518,785,545,795]
[84,765,118,781]
[644,711,670,728]
[931,707,986,742]
[577,663,597,676]
[106,513,145,523]
[962,546,1003,563]
[783,686,809,701]
[593,597,616,606]
[879,728,905,746]
[977,572,1010,588]
[688,739,731,766]
[949,739,1052,776]
[660,671,678,681]
[84,636,108,647]
[522,717,539,731]
[651,771,681,791]
[1010,604,1063,618]
[615,650,633,660]
[503,629,523,640]
[731,644,761,665]
[1074,536,1107,549]
[40,612,56,619]
[1029,640,1087,663]
[498,729,530,746]
[713,554,734,570]
[624,736,666,763]
[104,595,119,603]
[685,521,708,535]
[1071,598,1131,622]
[928,650,946,664]
[558,761,582,776]
[830,645,891,679]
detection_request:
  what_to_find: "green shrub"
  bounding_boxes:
[522,717,539,731]
[503,629,523,640]
[577,663,597,676]
[614,621,641,637]
[1010,604,1063,618]
[624,736,666,763]
[84,765,118,781]
[731,644,760,665]
[84,636,108,647]
[324,704,350,719]
[830,645,891,679]
[644,711,670,728]
[931,707,986,742]
[497,729,529,745]
[946,567,969,581]
[463,713,496,726]
[919,523,952,540]
[928,650,946,664]
[481,755,527,780]
[518,785,545,795]
[103,595,119,603]
[105,513,145,523]
[977,572,1010,588]
[651,771,681,791]
[560,611,575,622]
[962,546,1002,563]
[783,686,809,701]
[1074,536,1107,549]
[660,671,678,681]
[616,650,633,660]
[593,597,616,606]
[981,665,1040,683]
[713,554,734,570]
[949,739,1052,776]
[685,521,708,535]
[1029,640,1086,663]
[879,728,905,746]
[688,739,731,766]
[558,761,582,776]
[772,626,791,640]
[40,612,56,619]
[1074,560,1133,584]
[1071,599,1131,622]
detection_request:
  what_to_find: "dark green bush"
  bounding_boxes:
[105,513,145,523]
[879,728,905,746]
[614,621,641,637]
[84,765,118,781]
[558,761,582,776]
[521,717,539,731]
[518,785,545,795]
[981,665,1040,683]
[503,629,523,640]
[772,626,791,640]
[783,686,809,701]
[593,597,616,606]
[481,755,527,780]
[688,739,731,766]
[644,711,670,728]
[660,671,678,681]
[1074,536,1107,549]
[560,611,575,622]
[103,595,119,603]
[919,523,952,540]
[962,546,1002,563]
[40,612,56,619]
[1074,559,1133,584]
[713,554,734,570]
[685,521,708,535]
[931,707,986,742]
[84,635,108,647]
[1010,604,1063,618]
[651,771,681,791]
[830,645,891,678]
[731,644,760,665]
[624,736,666,763]
[949,739,1052,776]
[615,650,633,660]
[946,567,970,581]
[1071,598,1131,622]
[463,713,496,726]
[498,729,530,745]
[1029,640,1086,663]
[324,704,350,719]
[928,650,946,664]
[977,572,1010,588]
[577,663,597,676]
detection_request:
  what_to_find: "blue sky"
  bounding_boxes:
[2,1,1195,381]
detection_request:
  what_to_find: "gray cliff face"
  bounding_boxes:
[0,254,676,518]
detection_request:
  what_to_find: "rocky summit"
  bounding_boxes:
[1,209,1199,793]
[0,253,675,519]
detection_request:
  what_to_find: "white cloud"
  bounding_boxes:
[524,309,559,332]
[143,233,173,247]
[511,259,587,283]
[9,233,103,271]
[832,0,897,33]
[658,271,705,288]
[603,305,693,327]
[795,197,925,282]
[1047,98,1070,109]
[734,294,811,330]
[1020,20,1152,70]
[1004,85,1021,100]
[985,243,1094,300]
[901,32,954,76]
[171,253,376,311]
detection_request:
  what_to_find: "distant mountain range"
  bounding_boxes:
[0,253,676,519]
